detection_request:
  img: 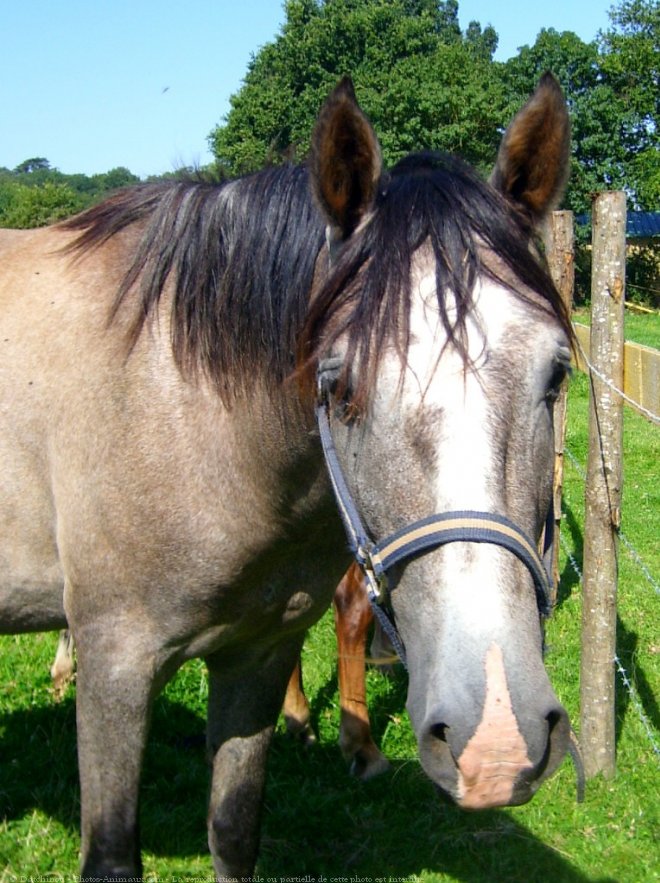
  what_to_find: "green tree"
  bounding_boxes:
[0,181,84,228]
[93,167,141,192]
[209,0,505,176]
[0,160,143,227]
[598,0,659,208]
[599,0,658,122]
[502,0,659,213]
[501,29,624,214]
[13,157,51,175]
[501,1,659,302]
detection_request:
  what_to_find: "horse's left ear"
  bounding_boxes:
[310,77,382,237]
[490,73,570,223]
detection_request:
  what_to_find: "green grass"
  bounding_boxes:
[573,306,660,350]
[1,379,658,882]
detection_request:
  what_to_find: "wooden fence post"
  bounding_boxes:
[545,211,574,603]
[580,191,626,779]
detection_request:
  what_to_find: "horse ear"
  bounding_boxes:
[310,77,382,237]
[490,73,570,223]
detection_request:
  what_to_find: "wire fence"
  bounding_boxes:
[562,344,659,761]
[576,338,660,425]
[558,515,660,762]
[564,446,660,598]
[627,281,660,300]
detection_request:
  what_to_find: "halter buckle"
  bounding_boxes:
[359,547,388,604]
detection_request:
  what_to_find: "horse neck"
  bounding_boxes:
[220,381,331,526]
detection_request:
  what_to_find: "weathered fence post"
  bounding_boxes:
[580,191,626,779]
[545,211,574,601]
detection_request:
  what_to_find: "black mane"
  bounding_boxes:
[62,165,326,400]
[63,153,571,406]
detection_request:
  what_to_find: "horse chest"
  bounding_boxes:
[180,587,324,660]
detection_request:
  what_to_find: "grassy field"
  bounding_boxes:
[573,306,660,350]
[0,346,658,881]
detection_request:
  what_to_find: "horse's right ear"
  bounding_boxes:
[310,77,382,238]
[490,73,570,224]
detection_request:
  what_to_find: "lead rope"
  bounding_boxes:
[568,729,586,802]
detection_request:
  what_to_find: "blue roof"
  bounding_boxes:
[627,212,660,238]
[576,211,660,238]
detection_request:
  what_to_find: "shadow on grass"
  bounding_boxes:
[557,502,584,608]
[615,615,660,744]
[555,503,659,747]
[259,733,615,883]
[0,681,615,882]
[0,695,79,826]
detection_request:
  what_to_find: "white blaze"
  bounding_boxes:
[396,269,519,631]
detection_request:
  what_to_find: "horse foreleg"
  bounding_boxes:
[334,564,389,780]
[206,637,304,880]
[74,622,163,880]
[282,658,316,746]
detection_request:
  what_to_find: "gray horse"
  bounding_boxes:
[0,74,572,879]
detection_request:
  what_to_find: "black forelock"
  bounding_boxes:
[299,150,572,410]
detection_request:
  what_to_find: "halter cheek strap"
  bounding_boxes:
[316,365,554,670]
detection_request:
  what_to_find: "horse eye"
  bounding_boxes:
[545,361,569,404]
[318,358,357,421]
[330,378,359,422]
[317,357,343,398]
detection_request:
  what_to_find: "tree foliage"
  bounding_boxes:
[0,181,83,228]
[210,0,505,175]
[13,157,51,175]
[206,0,658,304]
[210,0,658,220]
[501,28,623,213]
[598,0,659,208]
[0,163,140,229]
[501,0,658,212]
[2,0,656,254]
[499,1,658,302]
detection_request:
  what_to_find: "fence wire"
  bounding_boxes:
[576,338,660,425]
[561,446,660,761]
[565,438,659,598]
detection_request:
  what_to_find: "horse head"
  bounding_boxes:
[304,75,573,809]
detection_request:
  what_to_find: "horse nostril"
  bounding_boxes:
[536,706,570,779]
[546,709,562,731]
[429,722,449,743]
[419,716,458,795]
[545,708,565,759]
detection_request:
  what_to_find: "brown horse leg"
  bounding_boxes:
[282,659,316,746]
[334,563,389,780]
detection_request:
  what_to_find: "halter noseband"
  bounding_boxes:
[316,360,554,669]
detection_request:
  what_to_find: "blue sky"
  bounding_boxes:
[1,0,614,177]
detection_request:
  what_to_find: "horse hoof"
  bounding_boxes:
[285,718,317,748]
[50,670,75,701]
[349,747,390,781]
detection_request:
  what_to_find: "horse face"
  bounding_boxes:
[309,75,572,808]
[334,267,571,808]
